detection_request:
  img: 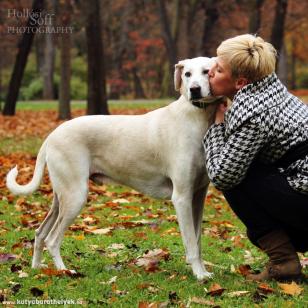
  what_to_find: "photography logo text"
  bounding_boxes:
[7,8,73,34]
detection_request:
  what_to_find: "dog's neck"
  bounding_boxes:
[174,95,217,129]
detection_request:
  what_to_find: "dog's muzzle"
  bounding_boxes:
[192,96,225,108]
[190,86,202,100]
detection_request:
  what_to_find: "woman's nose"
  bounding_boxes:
[208,68,214,78]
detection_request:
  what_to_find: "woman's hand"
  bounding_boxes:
[215,102,228,124]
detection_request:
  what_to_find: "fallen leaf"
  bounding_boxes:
[204,260,226,270]
[278,281,304,296]
[11,283,22,295]
[113,198,130,204]
[207,283,226,296]
[30,287,44,297]
[252,290,267,303]
[0,253,17,263]
[82,216,98,225]
[11,264,22,272]
[300,258,308,268]
[41,268,84,278]
[108,243,125,250]
[18,271,29,278]
[231,235,245,248]
[70,235,85,241]
[168,291,179,304]
[161,227,180,236]
[257,283,275,294]
[237,264,252,276]
[100,276,117,285]
[134,231,148,239]
[135,248,170,272]
[190,297,216,305]
[226,291,250,297]
[86,227,113,235]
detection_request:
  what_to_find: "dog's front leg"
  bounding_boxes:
[192,186,209,255]
[172,188,213,280]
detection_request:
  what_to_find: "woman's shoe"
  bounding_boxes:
[246,230,303,282]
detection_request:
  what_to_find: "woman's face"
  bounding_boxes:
[208,57,244,99]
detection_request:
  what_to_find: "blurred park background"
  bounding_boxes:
[0,0,307,118]
[0,2,308,304]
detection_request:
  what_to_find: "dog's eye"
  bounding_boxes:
[185,72,191,77]
[202,69,209,75]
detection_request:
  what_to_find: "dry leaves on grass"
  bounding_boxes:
[257,283,275,295]
[135,248,170,272]
[190,297,216,306]
[207,283,226,297]
[0,108,154,140]
[0,253,18,263]
[278,281,304,296]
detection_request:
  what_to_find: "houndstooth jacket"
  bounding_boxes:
[203,73,308,194]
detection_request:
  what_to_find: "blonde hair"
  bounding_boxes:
[217,34,277,82]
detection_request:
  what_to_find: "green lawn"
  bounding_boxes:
[15,99,170,111]
[0,100,307,307]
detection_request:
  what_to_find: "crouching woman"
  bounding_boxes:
[204,34,308,282]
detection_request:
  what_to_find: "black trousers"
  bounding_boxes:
[223,162,308,252]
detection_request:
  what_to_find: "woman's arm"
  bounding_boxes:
[203,119,268,190]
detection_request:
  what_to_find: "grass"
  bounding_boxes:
[0,100,307,307]
[0,137,43,156]
[15,99,170,111]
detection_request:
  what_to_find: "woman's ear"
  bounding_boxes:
[235,77,248,90]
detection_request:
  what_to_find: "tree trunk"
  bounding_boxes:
[277,43,288,86]
[270,0,288,68]
[58,0,71,120]
[249,0,265,34]
[200,0,219,57]
[290,39,296,90]
[186,0,201,58]
[3,0,44,116]
[108,1,130,100]
[157,0,178,96]
[42,31,55,99]
[35,34,45,74]
[132,67,145,99]
[85,0,108,115]
[0,64,2,111]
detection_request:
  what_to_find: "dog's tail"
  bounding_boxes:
[6,140,47,195]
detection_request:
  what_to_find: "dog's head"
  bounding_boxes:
[174,57,216,103]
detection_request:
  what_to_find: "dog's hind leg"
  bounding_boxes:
[44,184,88,271]
[32,193,60,269]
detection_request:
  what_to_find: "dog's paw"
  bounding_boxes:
[32,263,48,269]
[196,270,214,281]
[191,261,214,280]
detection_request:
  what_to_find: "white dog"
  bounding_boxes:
[6,57,221,280]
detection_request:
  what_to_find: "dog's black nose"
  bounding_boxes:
[190,86,201,99]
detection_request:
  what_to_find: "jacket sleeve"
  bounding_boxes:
[203,119,268,191]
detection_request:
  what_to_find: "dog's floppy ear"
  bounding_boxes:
[174,60,185,91]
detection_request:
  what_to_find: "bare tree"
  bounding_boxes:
[248,0,265,34]
[271,0,288,67]
[58,0,71,120]
[157,0,180,96]
[3,0,44,116]
[200,0,220,57]
[85,0,108,115]
[42,13,55,100]
[186,0,202,57]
